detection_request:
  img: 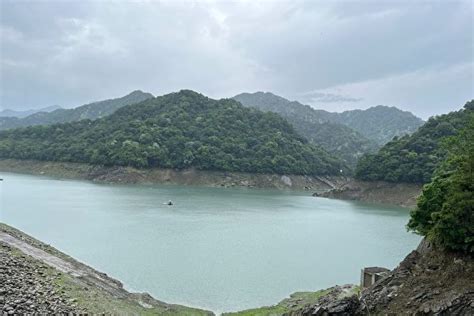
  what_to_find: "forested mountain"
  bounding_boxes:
[0,90,153,130]
[233,92,377,168]
[355,101,473,183]
[0,90,346,175]
[0,105,62,118]
[327,106,424,145]
[233,92,424,149]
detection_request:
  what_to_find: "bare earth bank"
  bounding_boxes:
[0,158,346,191]
[314,179,423,208]
[0,159,422,207]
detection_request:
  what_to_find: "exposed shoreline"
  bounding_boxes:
[314,179,423,208]
[0,159,423,207]
[0,223,213,315]
[0,158,346,191]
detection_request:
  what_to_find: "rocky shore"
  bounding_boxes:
[357,239,474,314]
[313,179,423,208]
[228,239,474,315]
[0,224,212,315]
[1,242,79,314]
[0,159,346,191]
[2,222,473,315]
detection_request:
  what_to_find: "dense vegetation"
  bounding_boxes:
[0,90,345,175]
[0,90,153,130]
[327,105,424,145]
[407,113,474,253]
[233,92,377,168]
[234,93,424,146]
[355,101,473,183]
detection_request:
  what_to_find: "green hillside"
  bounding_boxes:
[234,92,424,153]
[0,90,153,130]
[355,101,473,183]
[0,90,346,176]
[233,92,377,168]
[329,105,425,145]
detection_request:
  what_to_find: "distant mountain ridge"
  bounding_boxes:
[0,90,154,130]
[233,92,378,168]
[324,105,425,145]
[233,92,424,147]
[0,105,62,118]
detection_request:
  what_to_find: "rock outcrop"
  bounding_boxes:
[357,240,474,315]
[261,239,474,316]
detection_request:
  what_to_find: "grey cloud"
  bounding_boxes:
[0,0,472,117]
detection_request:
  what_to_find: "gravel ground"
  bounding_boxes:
[0,242,80,314]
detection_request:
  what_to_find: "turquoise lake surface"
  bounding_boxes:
[0,172,420,313]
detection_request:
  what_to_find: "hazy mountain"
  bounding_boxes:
[0,90,154,130]
[0,90,346,175]
[234,92,424,147]
[355,100,473,183]
[233,92,378,168]
[326,105,425,145]
[0,105,62,118]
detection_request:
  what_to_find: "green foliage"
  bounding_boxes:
[233,92,378,168]
[331,105,424,145]
[0,90,346,176]
[0,90,153,130]
[407,113,474,253]
[355,101,473,183]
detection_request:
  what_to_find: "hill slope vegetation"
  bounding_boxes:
[0,90,153,130]
[355,101,473,183]
[233,92,377,168]
[0,90,345,176]
[234,93,424,144]
[327,105,424,145]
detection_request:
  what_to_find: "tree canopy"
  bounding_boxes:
[355,101,473,183]
[233,92,378,168]
[0,90,346,176]
[407,112,474,253]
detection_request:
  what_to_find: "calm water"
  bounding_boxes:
[0,172,420,313]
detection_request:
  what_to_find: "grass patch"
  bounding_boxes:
[223,289,331,316]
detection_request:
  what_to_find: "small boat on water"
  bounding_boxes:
[163,200,173,206]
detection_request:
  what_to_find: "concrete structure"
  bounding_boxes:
[360,267,390,288]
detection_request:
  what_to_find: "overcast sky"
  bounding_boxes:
[1,0,472,119]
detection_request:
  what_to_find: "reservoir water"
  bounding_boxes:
[0,172,420,313]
